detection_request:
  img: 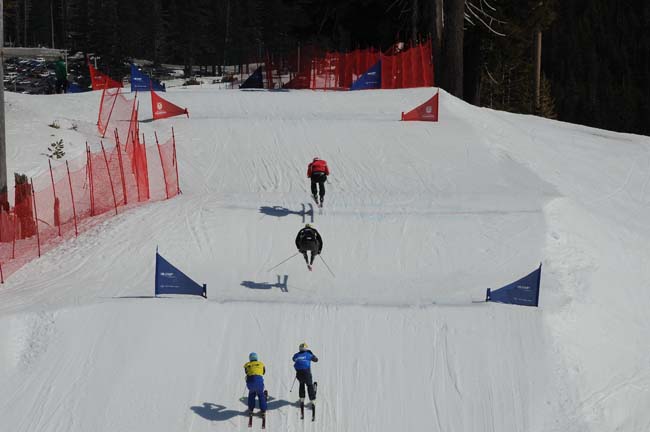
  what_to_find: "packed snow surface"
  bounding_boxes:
[1,85,650,432]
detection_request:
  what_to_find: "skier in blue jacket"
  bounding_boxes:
[292,342,318,406]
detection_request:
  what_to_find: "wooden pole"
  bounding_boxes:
[534,30,543,114]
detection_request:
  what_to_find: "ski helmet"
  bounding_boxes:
[305,223,312,229]
[249,352,258,361]
[299,342,308,352]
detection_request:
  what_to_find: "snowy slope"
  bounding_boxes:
[0,86,649,432]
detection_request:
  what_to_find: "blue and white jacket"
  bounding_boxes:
[293,350,319,371]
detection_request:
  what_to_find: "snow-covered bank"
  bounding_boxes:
[1,87,649,431]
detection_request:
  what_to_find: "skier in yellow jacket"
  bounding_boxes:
[244,352,267,413]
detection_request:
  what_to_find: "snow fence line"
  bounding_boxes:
[0,128,181,283]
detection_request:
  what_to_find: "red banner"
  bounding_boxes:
[89,62,123,91]
[151,91,189,120]
[401,92,439,122]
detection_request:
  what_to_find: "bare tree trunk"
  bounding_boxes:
[411,0,419,42]
[50,1,55,47]
[223,0,231,70]
[442,0,464,98]
[464,28,482,105]
[432,0,443,85]
[152,0,162,65]
[534,29,542,113]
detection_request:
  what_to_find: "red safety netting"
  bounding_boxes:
[0,129,180,283]
[284,39,433,90]
[98,86,137,139]
[153,131,181,200]
[264,54,275,89]
[381,39,433,89]
[338,48,381,88]
[284,46,324,89]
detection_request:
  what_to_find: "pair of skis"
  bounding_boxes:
[299,401,316,422]
[248,390,267,429]
[247,410,266,429]
[248,385,318,428]
[299,382,317,422]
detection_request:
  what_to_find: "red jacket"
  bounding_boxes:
[307,159,329,177]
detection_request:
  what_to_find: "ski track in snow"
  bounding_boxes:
[0,87,649,431]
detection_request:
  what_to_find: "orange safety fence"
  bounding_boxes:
[284,39,433,90]
[381,39,433,89]
[0,129,181,283]
[97,85,137,141]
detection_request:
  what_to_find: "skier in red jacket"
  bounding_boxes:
[307,157,329,206]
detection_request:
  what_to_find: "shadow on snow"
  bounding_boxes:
[190,403,246,421]
[241,275,288,292]
[190,396,297,422]
[259,205,311,218]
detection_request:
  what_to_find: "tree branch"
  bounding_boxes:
[465,1,506,36]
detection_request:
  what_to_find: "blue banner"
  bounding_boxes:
[155,251,206,298]
[486,264,541,307]
[350,61,382,91]
[240,67,264,89]
[67,83,90,93]
[131,64,166,92]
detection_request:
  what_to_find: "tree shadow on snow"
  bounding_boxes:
[190,403,246,421]
[241,275,288,292]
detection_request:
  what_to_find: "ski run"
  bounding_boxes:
[1,85,650,431]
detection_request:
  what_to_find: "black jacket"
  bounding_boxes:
[295,227,323,253]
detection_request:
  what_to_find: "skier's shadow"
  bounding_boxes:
[259,204,314,223]
[241,275,288,292]
[190,402,247,421]
[238,395,298,410]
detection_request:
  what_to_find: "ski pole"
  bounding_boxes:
[319,255,336,278]
[289,376,297,392]
[267,252,300,272]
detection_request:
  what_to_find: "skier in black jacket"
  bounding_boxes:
[295,224,323,270]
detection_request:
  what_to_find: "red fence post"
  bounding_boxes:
[132,131,142,202]
[420,42,427,87]
[172,127,181,195]
[391,53,397,89]
[102,87,120,138]
[11,189,17,259]
[11,207,16,259]
[48,159,62,237]
[115,130,127,205]
[97,83,107,126]
[65,161,78,237]
[155,132,170,200]
[87,143,95,216]
[100,142,119,215]
[31,180,41,257]
[141,133,150,201]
